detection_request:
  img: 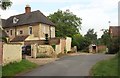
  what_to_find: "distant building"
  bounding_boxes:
[89,44,98,53]
[109,26,120,38]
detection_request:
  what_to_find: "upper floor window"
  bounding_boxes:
[13,17,19,24]
[29,26,32,35]
[10,30,12,35]
[20,30,23,34]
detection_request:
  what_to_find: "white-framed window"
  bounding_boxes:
[28,26,32,35]
[13,17,19,24]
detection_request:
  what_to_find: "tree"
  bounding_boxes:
[48,10,82,37]
[100,29,119,54]
[84,29,97,44]
[0,0,12,43]
[0,0,12,10]
[72,34,91,51]
[101,29,111,46]
[108,37,120,54]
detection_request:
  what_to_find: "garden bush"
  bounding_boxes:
[72,34,91,51]
[108,37,120,54]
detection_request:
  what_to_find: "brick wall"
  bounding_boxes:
[97,45,107,52]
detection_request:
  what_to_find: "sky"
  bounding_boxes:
[0,0,119,38]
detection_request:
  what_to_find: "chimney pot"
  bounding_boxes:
[25,5,31,13]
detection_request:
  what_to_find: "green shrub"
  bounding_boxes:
[81,47,89,53]
[72,34,91,51]
[108,37,120,54]
[52,45,56,50]
[0,37,7,43]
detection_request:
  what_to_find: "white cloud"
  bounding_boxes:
[0,9,20,19]
[60,0,119,38]
[0,0,119,38]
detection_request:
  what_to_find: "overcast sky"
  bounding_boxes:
[0,0,119,38]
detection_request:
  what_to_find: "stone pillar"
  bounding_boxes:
[31,44,37,58]
[74,46,77,53]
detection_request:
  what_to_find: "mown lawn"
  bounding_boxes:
[91,54,118,76]
[2,59,38,77]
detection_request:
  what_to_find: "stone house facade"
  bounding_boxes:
[2,5,55,42]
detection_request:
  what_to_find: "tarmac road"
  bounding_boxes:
[21,53,114,76]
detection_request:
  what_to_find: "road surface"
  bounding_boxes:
[21,53,114,76]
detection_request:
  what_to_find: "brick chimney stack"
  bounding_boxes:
[25,5,31,13]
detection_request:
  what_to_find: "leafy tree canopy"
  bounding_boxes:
[84,28,97,44]
[0,0,12,10]
[48,10,82,37]
[101,29,111,46]
[72,33,91,51]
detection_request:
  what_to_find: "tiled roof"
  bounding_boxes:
[10,35,29,42]
[1,19,6,27]
[3,10,55,28]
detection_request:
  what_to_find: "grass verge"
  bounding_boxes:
[91,55,118,76]
[2,59,38,77]
[0,66,2,78]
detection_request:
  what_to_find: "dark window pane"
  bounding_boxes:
[10,30,12,35]
[20,30,23,34]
